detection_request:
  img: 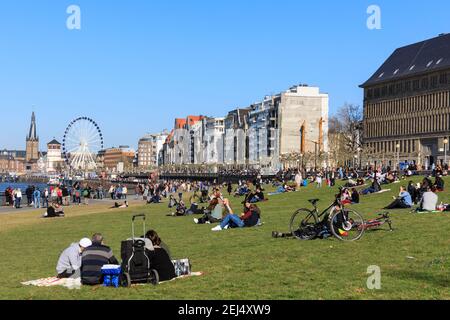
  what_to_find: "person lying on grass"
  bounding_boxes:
[110,201,129,209]
[144,230,177,282]
[361,178,381,195]
[384,186,413,210]
[211,200,261,232]
[56,238,92,279]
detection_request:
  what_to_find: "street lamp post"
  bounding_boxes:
[444,138,449,169]
[396,143,401,171]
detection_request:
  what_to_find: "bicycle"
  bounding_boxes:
[357,212,393,232]
[289,192,365,242]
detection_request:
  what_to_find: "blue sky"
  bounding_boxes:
[0,0,449,150]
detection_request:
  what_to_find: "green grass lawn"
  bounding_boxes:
[0,177,448,300]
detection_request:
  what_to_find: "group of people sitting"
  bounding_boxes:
[56,231,177,285]
[339,188,360,205]
[192,188,262,231]
[383,176,445,211]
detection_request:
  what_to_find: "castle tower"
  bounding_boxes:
[26,112,39,162]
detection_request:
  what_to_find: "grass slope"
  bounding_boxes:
[0,177,448,300]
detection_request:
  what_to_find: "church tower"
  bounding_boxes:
[26,112,39,162]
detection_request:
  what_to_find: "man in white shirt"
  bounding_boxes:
[419,187,439,212]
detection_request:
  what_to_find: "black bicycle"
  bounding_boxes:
[289,193,365,242]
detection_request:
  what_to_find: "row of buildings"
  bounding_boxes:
[4,34,449,175]
[137,85,330,173]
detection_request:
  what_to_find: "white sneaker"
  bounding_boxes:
[194,218,199,224]
[224,225,230,230]
[206,221,211,224]
[211,225,223,231]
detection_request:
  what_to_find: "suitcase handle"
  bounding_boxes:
[132,214,146,240]
[132,214,146,222]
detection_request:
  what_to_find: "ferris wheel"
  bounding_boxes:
[62,117,104,172]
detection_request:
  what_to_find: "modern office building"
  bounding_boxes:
[361,33,450,168]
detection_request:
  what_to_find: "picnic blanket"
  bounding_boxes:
[368,189,391,195]
[22,277,82,290]
[21,272,204,289]
[413,210,446,214]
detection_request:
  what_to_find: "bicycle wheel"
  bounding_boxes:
[329,208,365,241]
[289,209,318,240]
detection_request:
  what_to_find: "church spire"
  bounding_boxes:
[27,112,38,141]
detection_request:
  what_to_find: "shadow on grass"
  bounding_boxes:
[388,270,449,288]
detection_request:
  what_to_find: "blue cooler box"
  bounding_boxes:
[101,265,122,288]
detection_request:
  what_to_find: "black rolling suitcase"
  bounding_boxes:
[120,214,159,287]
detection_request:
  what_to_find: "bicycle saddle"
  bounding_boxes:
[308,199,320,205]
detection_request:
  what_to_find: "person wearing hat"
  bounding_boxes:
[56,238,92,279]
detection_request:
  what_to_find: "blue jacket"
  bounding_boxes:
[400,192,413,207]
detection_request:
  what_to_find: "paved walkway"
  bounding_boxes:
[0,198,126,215]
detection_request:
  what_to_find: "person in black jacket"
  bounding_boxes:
[434,175,445,192]
[145,230,176,282]
[81,233,119,285]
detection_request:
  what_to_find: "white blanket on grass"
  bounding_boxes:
[22,277,82,290]
[21,272,204,289]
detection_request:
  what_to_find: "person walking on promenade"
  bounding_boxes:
[26,185,34,207]
[83,187,90,205]
[57,187,63,205]
[109,185,115,200]
[33,188,41,209]
[62,185,70,206]
[43,188,49,208]
[14,188,22,209]
[122,186,128,200]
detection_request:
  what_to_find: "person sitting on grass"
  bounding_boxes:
[81,233,119,286]
[56,238,92,279]
[419,177,433,196]
[145,230,177,282]
[434,174,445,192]
[245,188,266,203]
[147,192,162,204]
[234,184,249,197]
[351,188,360,204]
[361,179,381,195]
[340,188,352,205]
[417,187,439,212]
[384,186,413,210]
[110,201,129,209]
[168,199,187,217]
[43,202,65,218]
[194,189,225,224]
[407,181,419,205]
[211,200,261,231]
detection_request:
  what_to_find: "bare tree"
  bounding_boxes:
[329,103,364,167]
